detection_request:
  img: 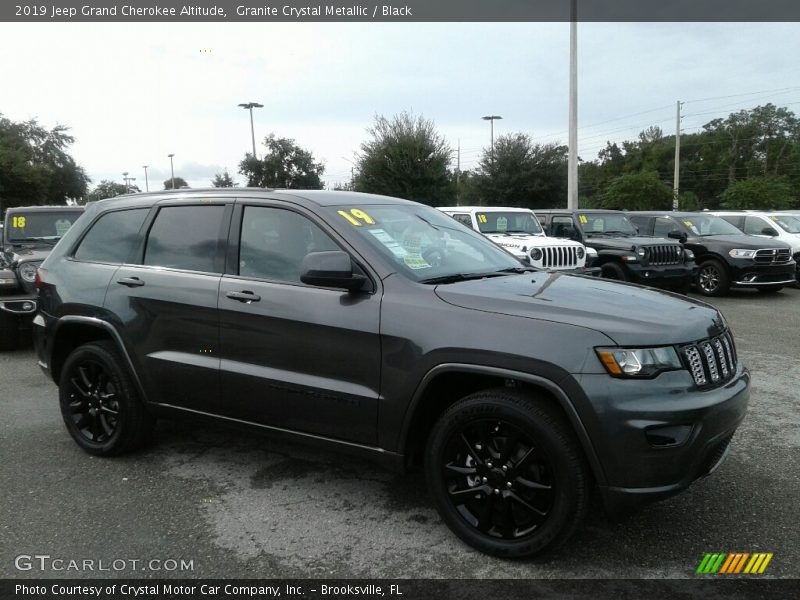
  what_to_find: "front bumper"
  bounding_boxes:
[574,363,749,514]
[729,260,796,287]
[625,262,697,288]
[0,294,37,315]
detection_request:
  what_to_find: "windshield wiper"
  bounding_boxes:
[496,266,537,273]
[419,272,508,285]
[604,230,633,236]
[504,229,538,234]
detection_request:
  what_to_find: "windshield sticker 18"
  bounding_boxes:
[11,216,26,228]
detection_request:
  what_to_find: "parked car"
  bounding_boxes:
[35,189,748,558]
[627,212,796,296]
[437,206,596,273]
[534,209,695,292]
[709,211,800,283]
[0,205,84,350]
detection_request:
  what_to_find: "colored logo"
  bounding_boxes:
[696,552,773,574]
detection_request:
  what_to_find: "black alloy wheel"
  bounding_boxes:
[441,419,554,539]
[59,341,154,455]
[696,259,730,296]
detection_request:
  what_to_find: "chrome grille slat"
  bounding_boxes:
[682,331,738,388]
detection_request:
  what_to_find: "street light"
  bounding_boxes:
[142,165,150,192]
[238,102,264,158]
[481,115,503,167]
[167,154,175,189]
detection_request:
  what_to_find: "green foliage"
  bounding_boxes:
[600,171,674,210]
[354,111,453,206]
[164,177,189,190]
[0,114,89,210]
[239,134,324,189]
[85,180,138,203]
[211,170,236,187]
[472,134,568,208]
[720,176,797,210]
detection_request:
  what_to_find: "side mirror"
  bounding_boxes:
[300,251,366,291]
[761,227,778,237]
[668,230,688,243]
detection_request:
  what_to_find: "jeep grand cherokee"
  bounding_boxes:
[34,189,749,558]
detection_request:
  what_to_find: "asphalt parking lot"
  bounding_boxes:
[1,287,798,579]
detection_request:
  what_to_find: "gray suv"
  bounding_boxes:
[34,189,749,558]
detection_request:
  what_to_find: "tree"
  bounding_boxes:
[239,134,324,189]
[85,180,139,203]
[600,171,674,210]
[0,114,89,210]
[354,111,453,205]
[720,176,797,210]
[163,177,189,190]
[212,170,236,187]
[473,133,568,208]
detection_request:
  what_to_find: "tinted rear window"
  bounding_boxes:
[74,209,149,264]
[144,206,226,273]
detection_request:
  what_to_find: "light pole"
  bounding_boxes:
[238,102,264,157]
[167,154,175,189]
[142,165,150,192]
[122,172,129,193]
[567,0,579,209]
[481,115,502,168]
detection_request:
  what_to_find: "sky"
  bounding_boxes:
[1,22,800,192]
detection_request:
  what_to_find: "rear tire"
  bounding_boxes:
[0,311,20,351]
[425,388,590,558]
[600,262,627,282]
[696,259,730,296]
[59,341,154,456]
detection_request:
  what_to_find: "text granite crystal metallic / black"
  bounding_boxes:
[0,205,84,350]
[33,189,749,558]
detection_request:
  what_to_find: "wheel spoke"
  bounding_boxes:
[459,433,484,466]
[508,491,547,518]
[476,421,500,459]
[514,445,538,470]
[448,484,490,500]
[78,366,93,390]
[90,414,103,441]
[515,476,552,491]
[444,463,477,476]
[476,493,497,532]
[100,406,119,416]
[68,398,86,413]
[70,378,91,398]
[99,414,114,437]
[499,430,520,462]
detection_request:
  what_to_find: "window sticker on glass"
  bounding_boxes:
[683,220,694,228]
[403,256,432,270]
[367,228,408,258]
[496,216,508,231]
[578,215,589,224]
[477,214,488,224]
[55,219,73,237]
[769,216,779,222]
[338,208,376,226]
[11,216,26,228]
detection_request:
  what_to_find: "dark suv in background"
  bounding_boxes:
[627,212,796,296]
[0,205,84,350]
[534,209,695,292]
[35,189,748,558]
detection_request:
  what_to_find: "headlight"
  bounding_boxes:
[684,249,695,261]
[576,247,585,259]
[596,346,682,378]
[636,247,646,258]
[621,254,638,262]
[729,249,756,259]
[530,248,543,261]
[586,247,598,257]
[18,262,40,283]
[0,269,16,287]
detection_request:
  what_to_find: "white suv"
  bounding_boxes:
[437,206,595,272]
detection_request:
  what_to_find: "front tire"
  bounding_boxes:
[600,262,627,281]
[425,389,590,558]
[696,259,730,296]
[59,341,154,456]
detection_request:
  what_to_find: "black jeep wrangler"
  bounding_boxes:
[0,205,84,350]
[534,209,696,292]
[35,189,748,558]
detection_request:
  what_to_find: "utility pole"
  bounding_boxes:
[481,115,502,168]
[142,165,149,192]
[567,0,578,209]
[456,138,461,205]
[673,100,683,210]
[168,153,175,189]
[122,172,129,193]
[238,102,264,157]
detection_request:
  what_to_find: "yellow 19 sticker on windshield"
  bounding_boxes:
[684,220,694,227]
[11,216,26,228]
[338,208,376,226]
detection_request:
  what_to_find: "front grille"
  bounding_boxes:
[541,246,579,269]
[646,244,682,265]
[681,331,738,389]
[754,248,791,264]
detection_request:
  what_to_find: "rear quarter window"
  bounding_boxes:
[74,209,149,264]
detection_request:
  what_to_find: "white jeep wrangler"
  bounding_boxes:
[437,206,596,272]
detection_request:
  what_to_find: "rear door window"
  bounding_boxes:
[144,205,227,273]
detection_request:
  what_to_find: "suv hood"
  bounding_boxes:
[2,246,52,266]
[434,272,725,346]
[692,234,792,250]
[583,235,677,251]
[485,233,583,248]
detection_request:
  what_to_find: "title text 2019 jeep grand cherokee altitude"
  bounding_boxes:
[35,189,749,558]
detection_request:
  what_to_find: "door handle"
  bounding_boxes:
[226,290,261,303]
[117,277,145,287]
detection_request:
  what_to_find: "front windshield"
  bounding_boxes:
[768,214,800,234]
[475,211,543,235]
[4,211,80,243]
[680,215,743,236]
[579,213,638,236]
[326,204,524,282]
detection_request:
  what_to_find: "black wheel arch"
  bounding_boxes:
[399,364,607,487]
